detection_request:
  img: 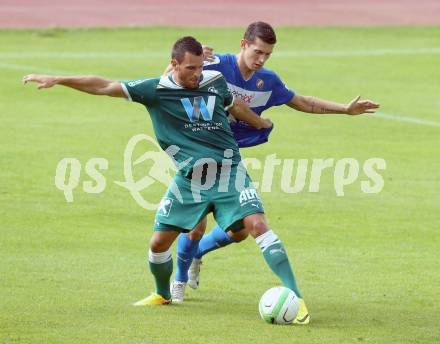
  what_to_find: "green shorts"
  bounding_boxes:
[154,164,264,233]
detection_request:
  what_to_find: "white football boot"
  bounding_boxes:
[188,258,202,289]
[171,281,186,303]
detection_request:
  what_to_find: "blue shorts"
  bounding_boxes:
[231,124,274,148]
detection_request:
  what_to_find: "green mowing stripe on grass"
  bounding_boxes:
[1,47,440,59]
[0,61,74,74]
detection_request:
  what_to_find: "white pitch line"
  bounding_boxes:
[372,112,440,128]
[0,52,169,59]
[0,61,124,79]
[0,61,74,75]
[275,47,440,57]
[0,47,440,59]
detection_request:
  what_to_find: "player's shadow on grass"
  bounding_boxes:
[308,301,389,328]
[174,296,211,304]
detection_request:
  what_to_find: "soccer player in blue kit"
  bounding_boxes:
[171,22,379,324]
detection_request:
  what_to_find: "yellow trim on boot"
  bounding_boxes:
[133,293,171,306]
[293,298,310,324]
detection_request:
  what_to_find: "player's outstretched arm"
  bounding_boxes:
[228,98,273,129]
[287,94,379,116]
[22,74,126,98]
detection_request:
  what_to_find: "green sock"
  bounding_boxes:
[148,250,173,300]
[258,233,302,298]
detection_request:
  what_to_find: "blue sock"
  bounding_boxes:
[174,233,200,283]
[194,224,234,259]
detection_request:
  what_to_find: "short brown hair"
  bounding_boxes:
[171,36,203,62]
[244,21,277,44]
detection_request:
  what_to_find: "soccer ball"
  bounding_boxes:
[258,286,299,325]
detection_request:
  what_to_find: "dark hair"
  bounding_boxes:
[244,21,277,44]
[172,36,203,62]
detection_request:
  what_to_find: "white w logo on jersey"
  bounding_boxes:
[181,96,216,122]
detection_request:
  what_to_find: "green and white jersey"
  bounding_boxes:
[121,71,241,175]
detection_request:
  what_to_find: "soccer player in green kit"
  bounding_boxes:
[23,36,304,309]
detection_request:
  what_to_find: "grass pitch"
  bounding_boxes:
[1,26,439,343]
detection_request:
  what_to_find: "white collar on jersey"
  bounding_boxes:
[157,70,222,89]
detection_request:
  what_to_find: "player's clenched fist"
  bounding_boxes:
[202,45,215,62]
[261,117,273,129]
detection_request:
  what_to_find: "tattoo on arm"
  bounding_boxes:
[304,96,345,114]
[319,107,341,114]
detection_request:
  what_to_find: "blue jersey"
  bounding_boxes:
[203,53,295,147]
